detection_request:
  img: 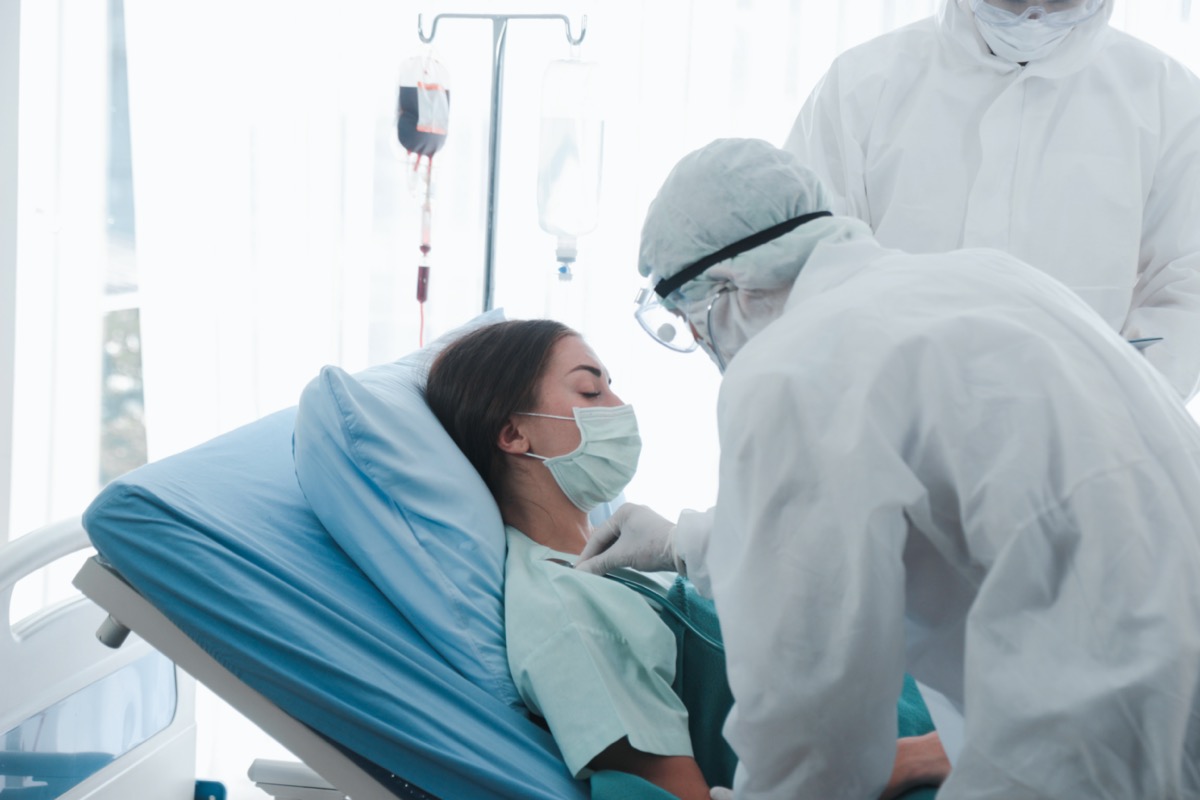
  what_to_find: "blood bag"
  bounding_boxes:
[397,55,451,158]
[395,53,451,345]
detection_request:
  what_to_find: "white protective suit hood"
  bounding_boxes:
[638,138,871,369]
[941,0,1115,74]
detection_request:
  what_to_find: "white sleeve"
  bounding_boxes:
[782,61,866,221]
[711,369,920,800]
[672,506,716,597]
[1122,68,1200,401]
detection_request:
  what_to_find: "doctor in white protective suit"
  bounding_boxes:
[576,138,1200,799]
[785,0,1200,400]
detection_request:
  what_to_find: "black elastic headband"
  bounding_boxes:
[653,210,833,299]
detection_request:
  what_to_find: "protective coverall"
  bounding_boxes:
[592,137,1200,799]
[785,0,1200,399]
[709,233,1200,799]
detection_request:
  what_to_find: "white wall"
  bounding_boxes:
[1,0,20,545]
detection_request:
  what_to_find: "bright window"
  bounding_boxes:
[11,0,141,545]
[5,0,146,690]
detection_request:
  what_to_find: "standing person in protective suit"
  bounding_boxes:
[576,137,1200,800]
[785,0,1200,400]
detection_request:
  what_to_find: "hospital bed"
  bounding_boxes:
[67,310,688,799]
[64,310,941,799]
[0,517,196,799]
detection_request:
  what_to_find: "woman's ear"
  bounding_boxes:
[497,416,529,455]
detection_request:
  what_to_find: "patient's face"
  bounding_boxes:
[527,335,623,458]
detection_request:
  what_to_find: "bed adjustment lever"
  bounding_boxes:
[96,613,131,648]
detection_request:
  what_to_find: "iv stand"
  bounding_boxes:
[418,13,588,313]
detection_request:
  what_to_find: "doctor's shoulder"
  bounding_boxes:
[811,15,936,119]
[833,13,935,64]
[716,309,861,402]
[1096,25,1200,85]
[1080,31,1197,122]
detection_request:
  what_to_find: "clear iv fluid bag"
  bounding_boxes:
[538,58,604,265]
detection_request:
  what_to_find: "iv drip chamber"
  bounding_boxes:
[537,57,604,274]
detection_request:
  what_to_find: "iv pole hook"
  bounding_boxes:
[418,13,587,46]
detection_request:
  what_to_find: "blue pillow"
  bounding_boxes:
[292,309,522,707]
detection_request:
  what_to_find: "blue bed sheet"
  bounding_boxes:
[82,407,587,800]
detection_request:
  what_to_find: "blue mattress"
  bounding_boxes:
[82,406,587,800]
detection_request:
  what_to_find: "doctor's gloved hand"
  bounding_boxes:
[575,503,681,576]
[709,788,733,800]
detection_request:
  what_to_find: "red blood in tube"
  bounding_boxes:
[416,266,430,303]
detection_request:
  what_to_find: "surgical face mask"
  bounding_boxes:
[971,0,1102,63]
[519,405,642,512]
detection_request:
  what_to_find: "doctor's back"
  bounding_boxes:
[710,241,1200,799]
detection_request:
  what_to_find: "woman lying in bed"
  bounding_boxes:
[424,319,948,800]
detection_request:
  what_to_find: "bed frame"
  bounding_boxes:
[72,556,416,800]
[0,519,195,799]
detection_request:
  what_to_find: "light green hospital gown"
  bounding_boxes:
[504,525,693,778]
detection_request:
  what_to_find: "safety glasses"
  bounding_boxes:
[702,289,729,373]
[973,0,1102,26]
[634,282,698,353]
[633,211,834,354]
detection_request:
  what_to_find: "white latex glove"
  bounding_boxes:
[710,788,733,800]
[574,502,681,575]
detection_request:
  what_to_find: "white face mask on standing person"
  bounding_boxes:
[970,0,1103,63]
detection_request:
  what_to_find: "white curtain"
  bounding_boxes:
[9,0,108,541]
[125,0,397,460]
[121,0,1195,792]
